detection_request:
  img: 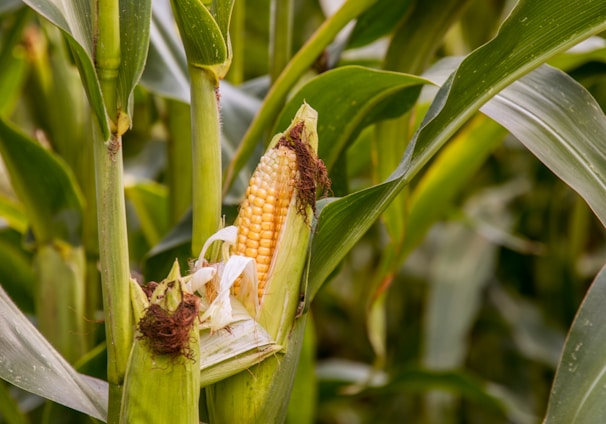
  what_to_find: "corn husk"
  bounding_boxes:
[119,261,200,424]
[206,103,322,423]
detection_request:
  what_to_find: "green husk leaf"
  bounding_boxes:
[205,103,320,423]
[121,266,199,424]
[198,300,281,387]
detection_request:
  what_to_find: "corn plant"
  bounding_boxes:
[2,0,606,423]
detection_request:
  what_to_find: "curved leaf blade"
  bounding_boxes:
[424,58,606,228]
[22,0,109,138]
[544,265,606,423]
[169,0,231,72]
[308,0,606,297]
[407,0,606,177]
[142,0,190,102]
[275,66,430,170]
[0,286,108,421]
[0,119,84,244]
[117,0,152,120]
[481,66,606,227]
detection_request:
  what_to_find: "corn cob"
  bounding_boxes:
[232,144,298,301]
[232,104,329,308]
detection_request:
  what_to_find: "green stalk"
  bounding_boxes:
[166,100,193,225]
[94,0,132,421]
[227,0,245,84]
[96,0,120,126]
[224,0,377,192]
[190,67,222,256]
[93,131,133,423]
[269,0,293,82]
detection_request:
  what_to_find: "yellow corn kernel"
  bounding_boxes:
[233,144,298,301]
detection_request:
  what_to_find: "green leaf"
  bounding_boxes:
[125,180,169,247]
[169,0,234,76]
[0,229,34,314]
[274,66,430,170]
[0,119,84,245]
[0,285,108,421]
[23,0,151,137]
[22,0,109,138]
[0,380,28,424]
[347,0,413,49]
[404,117,507,255]
[544,264,606,423]
[142,1,190,102]
[479,65,606,227]
[0,7,28,117]
[307,0,606,298]
[117,0,152,121]
[407,0,606,178]
[424,58,606,229]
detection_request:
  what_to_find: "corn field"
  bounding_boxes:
[2,0,606,423]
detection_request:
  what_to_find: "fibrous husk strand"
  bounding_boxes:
[277,121,331,219]
[137,281,200,360]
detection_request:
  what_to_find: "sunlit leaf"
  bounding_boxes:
[544,264,606,423]
[275,66,430,170]
[0,285,108,421]
[307,0,606,298]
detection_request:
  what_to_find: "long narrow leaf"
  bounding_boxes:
[406,0,606,179]
[117,0,152,120]
[274,66,430,170]
[22,0,109,137]
[544,264,606,423]
[424,58,606,228]
[0,286,108,421]
[308,0,606,297]
[24,0,151,136]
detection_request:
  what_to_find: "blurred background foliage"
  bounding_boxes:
[1,0,606,422]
